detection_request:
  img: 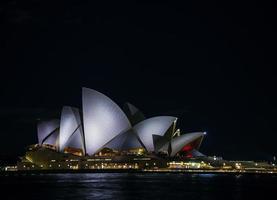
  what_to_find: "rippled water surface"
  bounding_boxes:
[1,173,276,200]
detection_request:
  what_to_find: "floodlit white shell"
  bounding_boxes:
[37,119,60,145]
[82,88,131,155]
[133,116,177,152]
[169,132,205,156]
[43,129,59,146]
[59,106,84,152]
[103,129,144,151]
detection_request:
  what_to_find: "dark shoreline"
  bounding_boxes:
[1,169,277,175]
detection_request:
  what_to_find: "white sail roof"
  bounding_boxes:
[37,119,59,145]
[133,116,177,152]
[82,88,131,155]
[103,129,144,151]
[42,128,59,146]
[59,106,84,152]
[169,132,205,156]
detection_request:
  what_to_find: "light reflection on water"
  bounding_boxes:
[1,173,277,200]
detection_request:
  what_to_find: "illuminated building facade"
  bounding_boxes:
[18,88,207,170]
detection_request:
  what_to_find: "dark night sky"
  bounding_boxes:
[0,1,276,160]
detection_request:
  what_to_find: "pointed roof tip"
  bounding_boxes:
[62,105,80,111]
[82,87,88,92]
[82,87,96,93]
[122,102,146,126]
[62,105,73,110]
[124,102,138,108]
[124,102,139,115]
[125,102,132,106]
[82,88,114,100]
[82,87,101,94]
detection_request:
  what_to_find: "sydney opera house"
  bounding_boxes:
[18,88,207,171]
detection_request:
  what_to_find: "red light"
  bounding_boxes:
[182,145,193,152]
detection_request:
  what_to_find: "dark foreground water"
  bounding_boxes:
[0,173,276,200]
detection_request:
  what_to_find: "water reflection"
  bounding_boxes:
[0,173,276,200]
